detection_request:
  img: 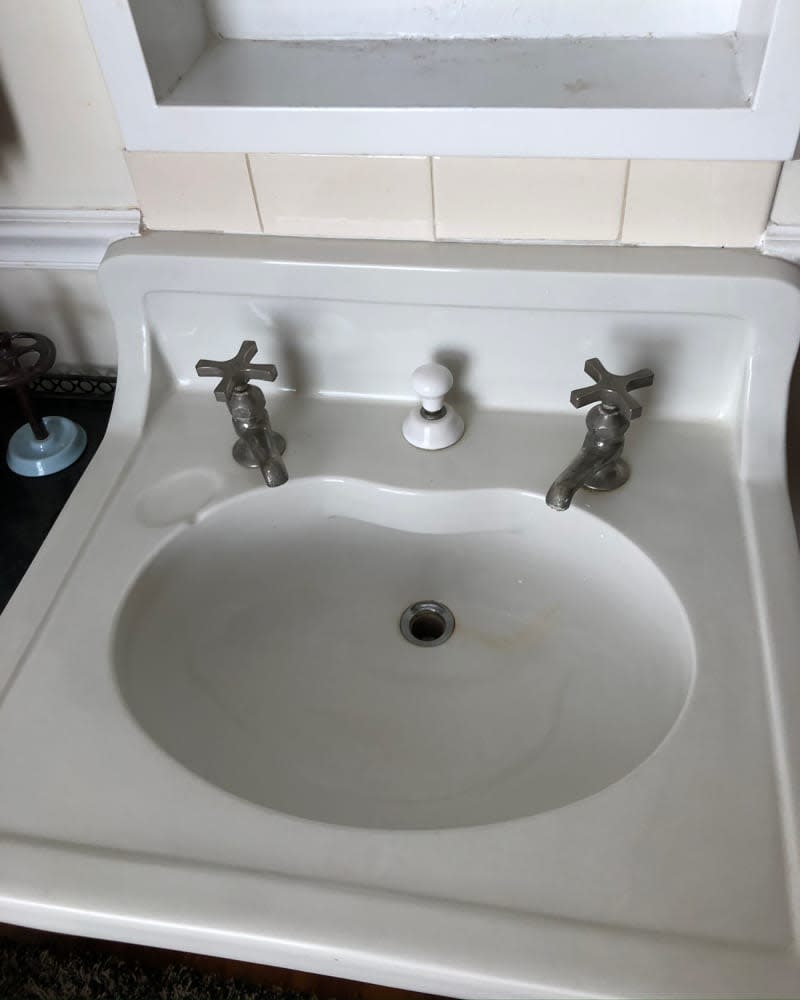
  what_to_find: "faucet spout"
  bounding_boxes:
[229,384,289,487]
[545,436,623,511]
[237,425,288,487]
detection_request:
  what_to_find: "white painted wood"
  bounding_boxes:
[0,210,141,269]
[128,0,210,101]
[101,104,800,159]
[163,38,746,111]
[81,0,162,144]
[761,222,800,264]
[746,0,800,114]
[79,0,800,158]
[736,0,779,101]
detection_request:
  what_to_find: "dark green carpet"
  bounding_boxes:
[0,940,321,1000]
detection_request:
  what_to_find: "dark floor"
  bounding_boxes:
[0,384,113,614]
[0,923,443,1000]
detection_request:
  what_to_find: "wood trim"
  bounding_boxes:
[761,222,800,265]
[0,209,140,269]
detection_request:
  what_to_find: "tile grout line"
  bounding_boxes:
[429,157,439,241]
[616,160,632,243]
[245,154,265,233]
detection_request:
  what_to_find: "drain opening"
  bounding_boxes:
[400,601,455,647]
[410,610,446,643]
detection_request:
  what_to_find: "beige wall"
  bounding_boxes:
[0,0,134,209]
[0,0,794,366]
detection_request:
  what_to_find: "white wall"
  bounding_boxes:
[770,162,800,226]
[204,0,741,40]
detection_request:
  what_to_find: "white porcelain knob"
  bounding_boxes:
[403,363,465,450]
[412,363,453,414]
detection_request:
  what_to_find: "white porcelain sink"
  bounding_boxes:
[115,481,693,830]
[2,235,800,998]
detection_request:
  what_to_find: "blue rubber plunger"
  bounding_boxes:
[7,415,87,477]
[1,331,88,477]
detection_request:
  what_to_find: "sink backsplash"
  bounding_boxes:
[145,269,750,422]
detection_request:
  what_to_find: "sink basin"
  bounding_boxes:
[116,480,693,829]
[3,235,800,998]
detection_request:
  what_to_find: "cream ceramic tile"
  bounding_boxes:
[770,161,800,226]
[248,155,433,240]
[125,153,260,233]
[0,0,136,209]
[622,161,780,247]
[432,158,627,242]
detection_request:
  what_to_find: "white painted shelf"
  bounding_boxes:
[80,0,800,158]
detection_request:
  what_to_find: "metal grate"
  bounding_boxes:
[29,373,116,400]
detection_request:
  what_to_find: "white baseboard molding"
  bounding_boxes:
[0,209,141,269]
[0,211,787,268]
[761,223,800,266]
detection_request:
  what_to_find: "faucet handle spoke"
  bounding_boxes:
[569,357,654,421]
[196,340,278,402]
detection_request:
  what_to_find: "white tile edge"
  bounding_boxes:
[0,209,141,270]
[761,223,800,265]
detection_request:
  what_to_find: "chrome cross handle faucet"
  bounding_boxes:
[196,340,288,487]
[546,358,654,511]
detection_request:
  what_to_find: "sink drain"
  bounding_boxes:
[400,601,455,647]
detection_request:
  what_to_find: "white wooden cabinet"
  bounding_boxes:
[80,0,800,158]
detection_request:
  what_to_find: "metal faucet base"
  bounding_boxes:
[582,458,630,492]
[233,432,286,469]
